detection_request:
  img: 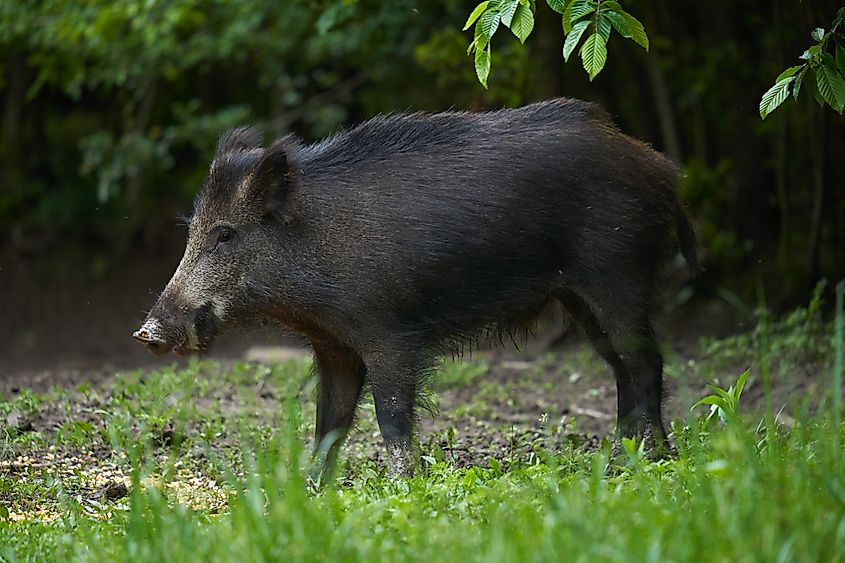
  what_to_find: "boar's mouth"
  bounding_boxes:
[133,301,220,356]
[184,301,219,353]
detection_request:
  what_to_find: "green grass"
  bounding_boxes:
[1,295,844,562]
[2,410,844,562]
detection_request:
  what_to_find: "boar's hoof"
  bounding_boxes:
[386,443,415,478]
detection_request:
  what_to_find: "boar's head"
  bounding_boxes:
[133,128,300,355]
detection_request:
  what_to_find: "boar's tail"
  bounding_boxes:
[673,199,702,276]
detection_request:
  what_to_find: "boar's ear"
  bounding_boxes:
[248,135,302,221]
[216,127,262,156]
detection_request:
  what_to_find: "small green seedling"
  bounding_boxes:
[691,369,750,429]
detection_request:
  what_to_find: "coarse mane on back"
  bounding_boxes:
[298,98,614,173]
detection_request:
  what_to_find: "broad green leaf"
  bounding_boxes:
[759,76,794,119]
[580,32,607,80]
[475,43,491,88]
[463,1,490,31]
[815,62,845,112]
[776,65,803,82]
[691,396,726,410]
[468,21,490,55]
[605,10,631,38]
[596,13,612,43]
[807,68,826,107]
[499,0,519,26]
[793,67,806,100]
[568,0,595,21]
[734,369,750,398]
[810,27,825,42]
[479,9,501,38]
[489,456,503,475]
[473,18,491,49]
[510,3,534,44]
[618,9,648,51]
[546,0,566,14]
[563,20,590,61]
[836,44,845,76]
[563,0,594,33]
[621,436,639,456]
[705,384,731,399]
[602,0,623,11]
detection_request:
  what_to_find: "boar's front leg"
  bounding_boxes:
[364,350,421,478]
[310,340,366,484]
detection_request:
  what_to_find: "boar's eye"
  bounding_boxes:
[212,226,236,252]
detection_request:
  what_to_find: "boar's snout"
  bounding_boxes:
[133,318,178,356]
[133,301,218,356]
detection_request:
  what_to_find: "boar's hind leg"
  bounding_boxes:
[364,350,421,478]
[311,341,366,482]
[556,290,668,453]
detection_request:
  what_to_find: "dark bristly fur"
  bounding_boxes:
[135,98,699,478]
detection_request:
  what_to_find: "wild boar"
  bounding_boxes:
[134,99,699,477]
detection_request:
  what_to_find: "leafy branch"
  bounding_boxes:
[760,7,845,119]
[464,0,649,88]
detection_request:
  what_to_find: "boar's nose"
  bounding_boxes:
[133,319,173,356]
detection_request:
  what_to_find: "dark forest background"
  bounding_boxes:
[1,0,844,372]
